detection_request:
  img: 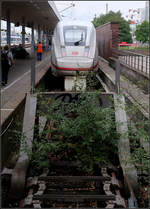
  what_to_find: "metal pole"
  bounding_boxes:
[115,59,120,94]
[0,1,2,86]
[31,22,35,93]
[38,24,41,43]
[146,56,148,74]
[141,56,143,72]
[138,55,140,70]
[134,55,136,69]
[131,55,133,68]
[7,9,11,47]
[42,26,45,48]
[22,17,25,48]
[46,28,49,51]
[0,0,1,154]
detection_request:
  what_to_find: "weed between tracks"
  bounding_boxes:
[29,92,119,176]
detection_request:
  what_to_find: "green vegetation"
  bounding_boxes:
[92,11,132,43]
[119,46,149,50]
[29,91,149,180]
[31,92,119,173]
[125,100,149,175]
[135,21,149,43]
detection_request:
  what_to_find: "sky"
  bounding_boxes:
[54,1,146,22]
[1,1,146,33]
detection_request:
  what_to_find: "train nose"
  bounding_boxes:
[57,57,94,70]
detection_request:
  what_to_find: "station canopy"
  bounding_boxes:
[2,0,61,30]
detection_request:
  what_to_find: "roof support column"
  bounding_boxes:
[6,9,11,47]
[31,22,35,93]
[22,17,25,48]
[38,25,41,43]
[0,1,2,84]
[48,30,52,51]
[45,28,49,51]
[42,26,45,49]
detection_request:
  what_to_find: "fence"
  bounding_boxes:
[118,50,149,75]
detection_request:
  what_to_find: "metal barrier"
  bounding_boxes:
[118,50,149,75]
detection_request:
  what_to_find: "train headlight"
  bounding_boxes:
[61,46,66,57]
[84,46,89,57]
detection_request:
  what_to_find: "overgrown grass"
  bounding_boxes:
[30,92,119,174]
[119,46,149,50]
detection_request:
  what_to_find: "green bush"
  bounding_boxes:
[31,92,119,173]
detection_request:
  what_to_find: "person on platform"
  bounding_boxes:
[15,44,29,59]
[37,41,43,61]
[1,45,14,86]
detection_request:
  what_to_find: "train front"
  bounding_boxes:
[51,21,98,77]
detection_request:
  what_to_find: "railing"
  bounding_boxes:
[118,50,149,75]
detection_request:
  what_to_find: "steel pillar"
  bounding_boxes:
[31,22,35,92]
[46,28,49,51]
[38,25,41,43]
[42,26,45,47]
[0,1,2,85]
[115,59,120,94]
[22,17,25,48]
[6,9,11,47]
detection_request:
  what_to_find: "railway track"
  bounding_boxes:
[1,70,139,208]
[18,161,127,208]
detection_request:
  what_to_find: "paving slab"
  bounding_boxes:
[1,51,51,125]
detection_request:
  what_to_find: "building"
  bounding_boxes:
[145,1,149,22]
[140,1,149,23]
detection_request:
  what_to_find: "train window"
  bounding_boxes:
[63,26,87,46]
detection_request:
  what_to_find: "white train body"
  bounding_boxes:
[51,20,98,77]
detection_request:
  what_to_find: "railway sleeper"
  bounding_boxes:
[21,165,127,208]
[33,194,116,202]
[39,176,111,181]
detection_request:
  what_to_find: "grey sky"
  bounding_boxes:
[55,1,146,22]
[1,1,146,32]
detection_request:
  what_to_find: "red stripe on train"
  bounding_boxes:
[51,60,98,71]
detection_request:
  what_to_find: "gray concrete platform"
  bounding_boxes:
[1,51,51,125]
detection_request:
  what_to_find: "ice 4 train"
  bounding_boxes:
[51,20,98,77]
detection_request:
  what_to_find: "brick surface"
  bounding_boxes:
[96,22,119,60]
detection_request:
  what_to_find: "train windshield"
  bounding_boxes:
[63,26,87,46]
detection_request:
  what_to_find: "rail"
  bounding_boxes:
[118,50,149,75]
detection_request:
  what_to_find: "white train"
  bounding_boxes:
[51,20,98,77]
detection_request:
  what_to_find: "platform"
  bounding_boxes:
[1,51,51,125]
